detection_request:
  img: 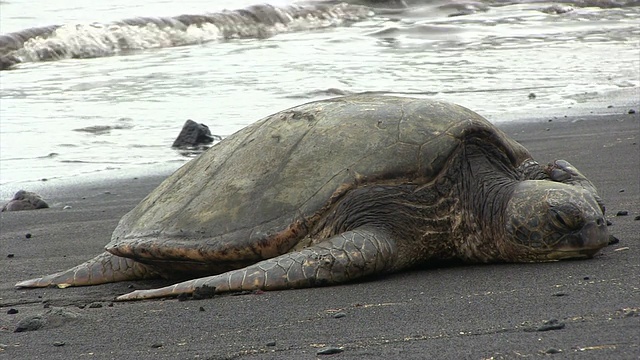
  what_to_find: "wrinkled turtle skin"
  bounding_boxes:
[16,95,609,300]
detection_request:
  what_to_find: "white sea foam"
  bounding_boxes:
[11,3,373,62]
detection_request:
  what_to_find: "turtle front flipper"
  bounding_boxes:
[116,227,397,301]
[15,252,159,288]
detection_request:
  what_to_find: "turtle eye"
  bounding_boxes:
[551,209,573,229]
[550,208,582,231]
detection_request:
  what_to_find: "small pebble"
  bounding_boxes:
[619,189,625,193]
[333,312,347,319]
[634,215,640,221]
[88,302,102,309]
[607,105,613,108]
[25,233,32,239]
[53,341,65,347]
[536,319,565,332]
[629,109,636,114]
[14,316,45,332]
[546,348,562,354]
[266,341,276,347]
[7,308,18,314]
[7,254,14,258]
[199,306,205,312]
[583,276,590,280]
[108,302,114,307]
[317,346,344,355]
[151,343,163,348]
[616,210,629,216]
[63,205,72,210]
[552,292,566,297]
[606,220,613,226]
[528,93,536,99]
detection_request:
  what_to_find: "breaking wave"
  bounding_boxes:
[0,3,373,69]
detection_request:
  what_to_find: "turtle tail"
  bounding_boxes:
[15,252,159,288]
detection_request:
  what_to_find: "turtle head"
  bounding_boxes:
[503,180,609,261]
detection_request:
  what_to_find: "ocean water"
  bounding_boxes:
[0,0,638,193]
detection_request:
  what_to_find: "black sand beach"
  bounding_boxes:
[1,111,638,359]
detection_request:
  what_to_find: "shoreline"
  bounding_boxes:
[1,85,638,196]
[0,110,638,359]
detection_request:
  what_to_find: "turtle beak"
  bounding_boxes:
[551,219,609,259]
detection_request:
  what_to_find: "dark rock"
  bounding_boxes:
[629,109,636,114]
[151,343,163,348]
[616,210,629,216]
[528,92,536,99]
[199,306,205,312]
[606,220,613,226]
[7,308,18,314]
[619,189,625,192]
[2,190,49,212]
[635,215,640,221]
[333,312,347,318]
[53,341,65,347]
[317,346,344,355]
[266,340,276,347]
[608,235,620,245]
[552,292,566,297]
[7,254,14,258]
[583,276,590,280]
[25,233,32,239]
[172,120,221,149]
[546,348,562,354]
[192,284,216,300]
[536,319,565,332]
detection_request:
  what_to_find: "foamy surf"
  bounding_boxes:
[0,3,373,68]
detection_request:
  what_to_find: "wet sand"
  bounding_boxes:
[1,111,638,359]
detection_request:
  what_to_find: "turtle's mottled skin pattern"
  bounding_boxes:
[15,95,609,300]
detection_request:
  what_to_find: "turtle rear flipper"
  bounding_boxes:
[15,252,159,288]
[116,227,397,301]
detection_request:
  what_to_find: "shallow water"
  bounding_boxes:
[0,0,638,190]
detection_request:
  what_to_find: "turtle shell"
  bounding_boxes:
[108,95,530,272]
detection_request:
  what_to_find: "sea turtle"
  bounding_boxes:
[16,95,609,301]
